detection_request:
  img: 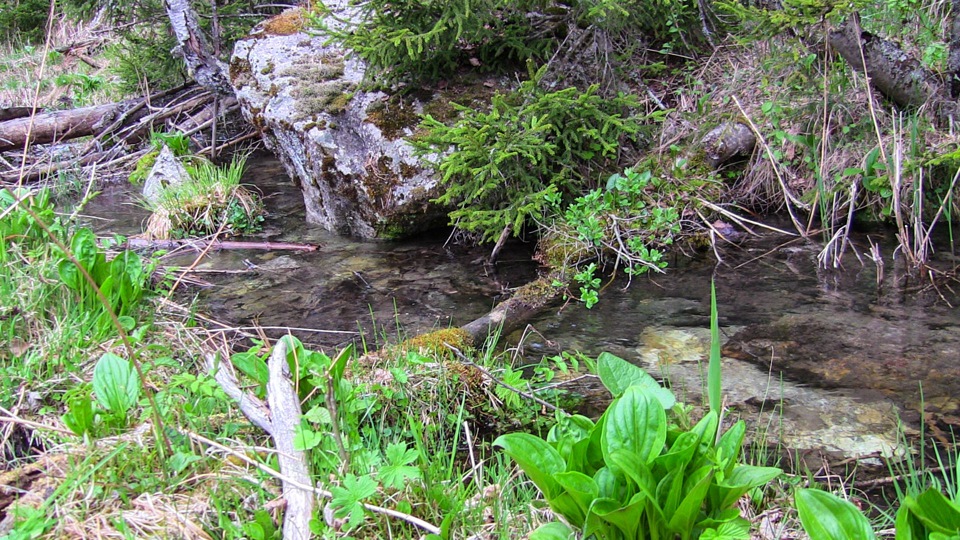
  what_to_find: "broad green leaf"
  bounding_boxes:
[293,425,323,451]
[550,492,587,527]
[668,466,714,533]
[716,421,747,473]
[92,353,140,418]
[62,393,95,436]
[555,471,599,519]
[895,504,921,540]
[596,352,675,408]
[654,430,701,471]
[906,488,960,533]
[796,489,877,540]
[700,518,751,539]
[330,474,377,529]
[528,522,575,540]
[330,343,353,383]
[591,493,647,539]
[494,433,565,499]
[379,442,421,489]
[713,465,782,509]
[602,386,666,464]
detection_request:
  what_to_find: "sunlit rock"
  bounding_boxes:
[229,7,447,239]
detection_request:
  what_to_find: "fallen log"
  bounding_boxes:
[828,14,956,122]
[460,276,562,347]
[121,237,320,252]
[0,101,147,151]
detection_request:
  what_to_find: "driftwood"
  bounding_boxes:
[205,344,442,537]
[206,342,314,539]
[164,0,233,96]
[0,100,148,152]
[122,238,320,252]
[460,276,562,347]
[0,85,251,185]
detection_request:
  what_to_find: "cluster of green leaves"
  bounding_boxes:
[317,0,554,84]
[62,352,142,436]
[56,228,153,339]
[227,334,570,536]
[495,352,782,540]
[797,486,960,540]
[415,67,652,242]
[561,168,680,269]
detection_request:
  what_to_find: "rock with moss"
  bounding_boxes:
[142,145,189,205]
[230,6,449,238]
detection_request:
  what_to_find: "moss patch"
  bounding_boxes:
[397,328,472,358]
[261,8,305,36]
[365,95,421,139]
[283,53,355,119]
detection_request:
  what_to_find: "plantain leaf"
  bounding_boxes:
[494,433,565,499]
[596,352,675,408]
[796,489,877,540]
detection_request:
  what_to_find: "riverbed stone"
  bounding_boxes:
[635,325,903,462]
[229,6,448,239]
[142,145,188,205]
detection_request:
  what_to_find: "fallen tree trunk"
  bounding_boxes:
[122,238,320,252]
[460,276,562,347]
[828,14,956,122]
[0,100,149,151]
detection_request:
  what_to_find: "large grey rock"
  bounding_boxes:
[142,144,189,205]
[229,7,446,239]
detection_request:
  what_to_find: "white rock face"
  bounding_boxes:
[230,8,445,238]
[142,144,189,205]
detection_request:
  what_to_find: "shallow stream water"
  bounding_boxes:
[83,156,960,463]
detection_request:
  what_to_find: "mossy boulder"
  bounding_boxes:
[230,6,450,238]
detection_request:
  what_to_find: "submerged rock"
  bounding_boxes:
[636,325,903,462]
[229,7,447,239]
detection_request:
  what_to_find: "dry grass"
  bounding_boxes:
[0,13,116,109]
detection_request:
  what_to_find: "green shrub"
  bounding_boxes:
[316,0,554,84]
[495,352,782,539]
[0,0,50,43]
[415,67,655,243]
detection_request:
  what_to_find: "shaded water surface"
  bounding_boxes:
[86,157,960,460]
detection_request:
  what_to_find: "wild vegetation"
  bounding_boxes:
[1,0,959,538]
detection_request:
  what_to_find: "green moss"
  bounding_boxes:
[292,80,356,119]
[129,150,160,185]
[398,328,472,356]
[260,62,275,75]
[261,8,305,36]
[365,95,421,139]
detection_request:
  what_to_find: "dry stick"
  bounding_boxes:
[443,343,561,413]
[184,430,442,535]
[266,339,315,540]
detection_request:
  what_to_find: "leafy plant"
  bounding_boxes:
[56,228,153,338]
[495,351,782,539]
[796,488,877,540]
[316,0,553,84]
[416,66,651,243]
[144,154,264,238]
[93,352,141,424]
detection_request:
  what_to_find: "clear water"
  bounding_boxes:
[83,156,960,459]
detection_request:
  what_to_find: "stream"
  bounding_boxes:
[82,156,960,464]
